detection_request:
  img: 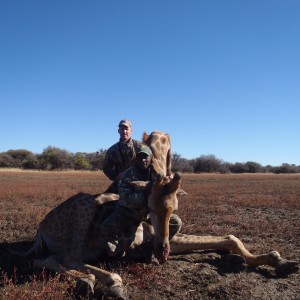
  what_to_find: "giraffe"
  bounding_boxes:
[10,131,299,299]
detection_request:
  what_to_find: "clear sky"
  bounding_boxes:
[1,1,299,166]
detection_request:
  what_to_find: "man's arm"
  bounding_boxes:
[102,149,118,180]
[118,173,148,209]
[118,182,146,208]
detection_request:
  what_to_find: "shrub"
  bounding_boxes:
[172,153,193,173]
[39,146,74,170]
[193,155,226,173]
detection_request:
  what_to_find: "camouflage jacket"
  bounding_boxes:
[102,138,142,181]
[117,163,155,220]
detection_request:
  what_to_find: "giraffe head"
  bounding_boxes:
[142,131,172,177]
[148,172,186,263]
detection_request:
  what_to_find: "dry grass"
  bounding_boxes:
[0,170,299,299]
[1,269,77,300]
[178,173,300,256]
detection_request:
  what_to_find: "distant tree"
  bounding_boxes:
[172,153,193,173]
[22,153,40,169]
[274,163,298,174]
[229,162,249,173]
[264,165,276,173]
[244,161,263,173]
[6,149,33,160]
[220,162,231,174]
[74,153,90,170]
[0,153,15,168]
[86,149,107,170]
[193,155,225,173]
[5,149,34,168]
[39,146,73,170]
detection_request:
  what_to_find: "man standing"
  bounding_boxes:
[103,119,142,192]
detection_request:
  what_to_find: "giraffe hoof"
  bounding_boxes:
[275,259,299,277]
[75,274,95,296]
[107,284,127,299]
[150,254,160,265]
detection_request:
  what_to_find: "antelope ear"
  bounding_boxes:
[127,181,151,191]
[177,188,188,197]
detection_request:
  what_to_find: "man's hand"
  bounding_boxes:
[166,173,174,180]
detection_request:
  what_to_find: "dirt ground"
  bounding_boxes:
[0,171,299,299]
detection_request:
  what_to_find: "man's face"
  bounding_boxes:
[137,153,152,170]
[118,125,132,141]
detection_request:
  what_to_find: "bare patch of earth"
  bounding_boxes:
[121,251,299,300]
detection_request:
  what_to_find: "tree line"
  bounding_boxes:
[0,147,299,174]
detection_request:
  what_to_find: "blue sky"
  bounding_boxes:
[1,1,299,166]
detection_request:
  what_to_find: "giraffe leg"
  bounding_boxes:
[34,256,96,294]
[170,234,299,276]
[269,251,299,277]
[34,256,126,298]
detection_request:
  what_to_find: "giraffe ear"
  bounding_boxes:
[142,132,150,143]
[177,189,188,197]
